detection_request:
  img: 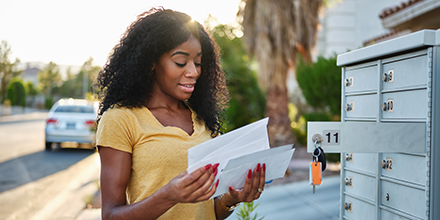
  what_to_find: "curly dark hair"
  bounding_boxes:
[95,8,229,136]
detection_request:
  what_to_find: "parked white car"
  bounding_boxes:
[45,98,98,150]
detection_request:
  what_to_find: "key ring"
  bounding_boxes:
[313,141,321,157]
[313,145,321,162]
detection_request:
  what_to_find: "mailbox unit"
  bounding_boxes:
[308,29,440,220]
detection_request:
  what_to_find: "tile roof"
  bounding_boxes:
[379,0,424,19]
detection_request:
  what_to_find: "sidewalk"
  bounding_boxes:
[226,175,340,220]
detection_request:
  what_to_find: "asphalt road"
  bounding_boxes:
[0,117,47,164]
[0,114,100,220]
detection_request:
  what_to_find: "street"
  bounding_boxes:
[0,114,100,220]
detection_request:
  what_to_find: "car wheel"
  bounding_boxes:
[45,142,53,151]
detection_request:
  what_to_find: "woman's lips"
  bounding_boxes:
[179,84,195,92]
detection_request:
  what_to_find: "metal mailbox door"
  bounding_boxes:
[307,122,426,154]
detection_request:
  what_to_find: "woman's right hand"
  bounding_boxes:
[164,163,219,204]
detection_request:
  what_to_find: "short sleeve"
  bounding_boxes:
[96,108,134,154]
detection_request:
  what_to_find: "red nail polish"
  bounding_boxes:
[263,163,266,172]
[205,164,212,170]
[212,163,219,171]
[229,186,233,191]
[256,163,261,172]
[213,169,218,176]
[247,169,252,179]
[215,179,219,187]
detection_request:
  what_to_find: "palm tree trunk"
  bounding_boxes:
[265,55,295,147]
[266,83,295,147]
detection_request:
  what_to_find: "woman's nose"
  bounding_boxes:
[185,62,199,77]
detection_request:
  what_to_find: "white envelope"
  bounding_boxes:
[187,117,270,174]
[186,117,295,198]
[215,144,295,197]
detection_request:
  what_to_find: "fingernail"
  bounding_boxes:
[263,163,266,172]
[215,179,219,187]
[205,164,212,170]
[229,186,234,191]
[212,163,219,171]
[247,169,252,179]
[256,163,261,172]
[213,169,218,176]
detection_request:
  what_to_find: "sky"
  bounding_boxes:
[0,0,242,68]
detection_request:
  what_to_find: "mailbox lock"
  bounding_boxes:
[344,76,353,87]
[382,99,394,112]
[344,177,353,187]
[385,193,390,201]
[344,202,353,212]
[345,102,354,112]
[382,102,388,111]
[382,73,389,82]
[344,153,353,162]
[382,69,394,82]
[312,134,323,144]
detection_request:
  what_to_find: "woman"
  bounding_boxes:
[95,8,266,220]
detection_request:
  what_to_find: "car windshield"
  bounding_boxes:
[54,105,95,114]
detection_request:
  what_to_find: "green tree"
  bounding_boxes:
[38,62,62,109]
[207,21,266,132]
[0,41,22,103]
[38,61,62,96]
[60,57,101,99]
[6,77,26,107]
[25,81,38,96]
[59,67,80,98]
[25,81,39,107]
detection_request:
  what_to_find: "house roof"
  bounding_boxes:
[379,0,424,19]
[363,29,412,47]
[364,0,440,46]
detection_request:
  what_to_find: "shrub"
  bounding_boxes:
[6,77,26,107]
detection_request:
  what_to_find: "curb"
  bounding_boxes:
[0,112,48,123]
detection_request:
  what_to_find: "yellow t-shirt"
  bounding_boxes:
[96,105,216,220]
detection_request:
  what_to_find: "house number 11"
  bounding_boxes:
[323,130,340,145]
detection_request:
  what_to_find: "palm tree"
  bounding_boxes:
[239,0,322,147]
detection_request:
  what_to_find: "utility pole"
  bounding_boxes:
[83,70,87,99]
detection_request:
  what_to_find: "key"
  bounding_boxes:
[311,143,324,194]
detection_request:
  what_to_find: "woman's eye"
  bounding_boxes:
[175,63,186,67]
[195,63,202,67]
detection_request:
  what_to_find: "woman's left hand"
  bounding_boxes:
[227,163,266,203]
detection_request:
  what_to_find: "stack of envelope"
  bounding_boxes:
[187,117,295,197]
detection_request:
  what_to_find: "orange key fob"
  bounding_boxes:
[310,162,322,185]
